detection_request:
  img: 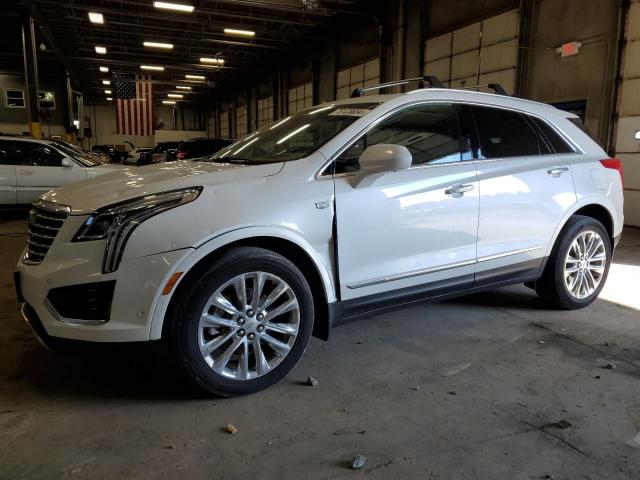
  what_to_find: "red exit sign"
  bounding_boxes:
[558,41,582,57]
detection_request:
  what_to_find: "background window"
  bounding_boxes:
[38,91,56,110]
[258,96,274,128]
[219,111,229,138]
[471,106,540,158]
[336,59,380,100]
[335,103,464,173]
[288,82,312,115]
[235,104,247,137]
[4,89,25,108]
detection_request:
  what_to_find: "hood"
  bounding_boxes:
[43,160,284,214]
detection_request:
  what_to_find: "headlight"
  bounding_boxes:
[74,187,201,273]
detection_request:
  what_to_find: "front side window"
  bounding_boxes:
[206,103,381,164]
[13,142,64,167]
[335,103,465,174]
[470,106,541,159]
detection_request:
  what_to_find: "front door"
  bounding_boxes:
[12,141,87,204]
[332,102,479,312]
[0,141,16,204]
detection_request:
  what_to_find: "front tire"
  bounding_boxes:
[169,246,314,396]
[536,215,611,309]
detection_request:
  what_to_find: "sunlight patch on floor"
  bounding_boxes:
[599,262,640,311]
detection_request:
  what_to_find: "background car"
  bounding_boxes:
[0,136,124,205]
[90,144,129,164]
[123,147,154,166]
[137,141,182,166]
[175,138,234,160]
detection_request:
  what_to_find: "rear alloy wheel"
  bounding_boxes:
[536,215,611,309]
[170,247,314,396]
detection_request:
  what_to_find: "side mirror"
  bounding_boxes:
[352,144,412,187]
[61,158,74,167]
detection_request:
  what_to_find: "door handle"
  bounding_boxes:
[547,166,569,176]
[445,183,475,196]
[19,171,34,176]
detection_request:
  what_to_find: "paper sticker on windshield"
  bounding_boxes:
[329,108,371,117]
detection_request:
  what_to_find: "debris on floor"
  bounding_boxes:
[350,454,366,470]
[603,362,616,370]
[306,376,319,386]
[224,424,238,434]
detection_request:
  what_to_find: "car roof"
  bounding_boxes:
[0,135,56,145]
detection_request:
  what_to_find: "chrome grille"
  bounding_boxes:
[23,201,70,265]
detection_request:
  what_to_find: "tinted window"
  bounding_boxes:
[529,117,574,154]
[471,106,540,159]
[13,142,64,167]
[0,141,12,165]
[335,103,466,174]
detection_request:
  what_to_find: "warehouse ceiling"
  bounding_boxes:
[7,0,367,103]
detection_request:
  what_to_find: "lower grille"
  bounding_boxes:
[23,201,70,265]
[47,281,116,323]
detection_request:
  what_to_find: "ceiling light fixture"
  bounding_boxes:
[162,100,177,104]
[153,1,194,12]
[200,57,224,65]
[102,80,111,85]
[140,65,164,71]
[143,41,174,49]
[185,74,205,80]
[223,28,255,37]
[104,89,112,94]
[88,12,104,24]
[95,46,107,54]
[175,85,191,90]
[167,93,183,99]
[106,97,113,101]
[99,66,109,73]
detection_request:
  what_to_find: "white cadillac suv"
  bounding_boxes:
[15,81,624,396]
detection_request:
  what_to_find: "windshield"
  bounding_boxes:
[202,103,381,164]
[53,142,101,167]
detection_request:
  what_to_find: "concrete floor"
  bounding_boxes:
[1,212,640,480]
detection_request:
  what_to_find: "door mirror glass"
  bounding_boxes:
[61,158,74,167]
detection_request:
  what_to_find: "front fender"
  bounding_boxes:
[147,225,337,340]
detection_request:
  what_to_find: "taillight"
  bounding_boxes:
[599,158,624,187]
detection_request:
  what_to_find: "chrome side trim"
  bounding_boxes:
[346,259,476,289]
[477,246,543,263]
[347,246,544,289]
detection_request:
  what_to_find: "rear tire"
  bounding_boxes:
[536,215,611,310]
[168,246,314,397]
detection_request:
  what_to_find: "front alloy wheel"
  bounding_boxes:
[170,246,314,396]
[198,272,300,380]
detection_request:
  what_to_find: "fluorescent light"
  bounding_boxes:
[277,124,310,144]
[143,41,174,49]
[106,97,113,101]
[185,74,205,80]
[104,89,112,94]
[167,93,183,98]
[140,65,164,71]
[224,28,255,37]
[162,100,177,105]
[153,1,194,12]
[88,12,104,24]
[102,80,111,85]
[99,66,109,73]
[200,57,224,65]
[308,105,334,115]
[269,116,290,130]
[95,46,107,54]
[175,85,191,90]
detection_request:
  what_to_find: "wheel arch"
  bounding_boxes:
[148,227,336,342]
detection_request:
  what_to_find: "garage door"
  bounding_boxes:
[336,58,380,99]
[615,0,640,226]
[423,10,519,95]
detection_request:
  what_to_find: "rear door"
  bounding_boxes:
[468,105,577,285]
[14,142,87,204]
[0,141,17,204]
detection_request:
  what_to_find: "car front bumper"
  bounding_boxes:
[17,241,189,343]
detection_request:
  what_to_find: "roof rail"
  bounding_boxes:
[350,75,444,98]
[456,83,509,96]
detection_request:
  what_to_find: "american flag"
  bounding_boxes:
[114,73,154,135]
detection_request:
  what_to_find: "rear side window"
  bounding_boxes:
[471,106,540,159]
[13,142,64,167]
[529,117,575,154]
